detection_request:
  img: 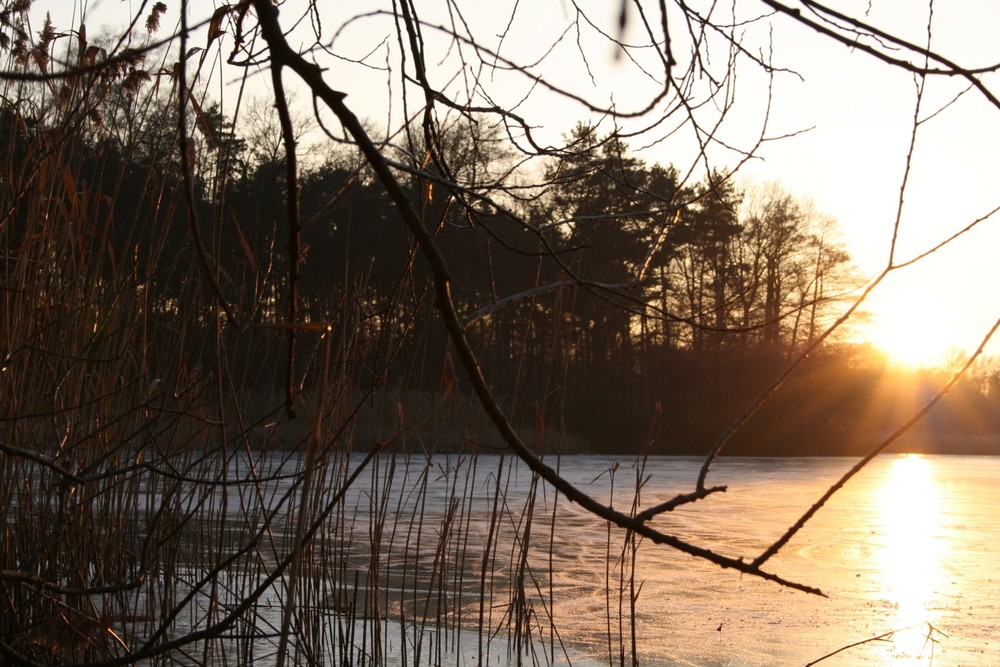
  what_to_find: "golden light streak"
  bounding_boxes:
[875,455,943,663]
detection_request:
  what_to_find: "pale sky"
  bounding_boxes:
[30,0,1000,365]
[733,1,1000,365]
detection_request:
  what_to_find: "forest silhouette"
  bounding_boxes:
[3,94,997,457]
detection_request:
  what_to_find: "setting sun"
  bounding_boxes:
[867,312,955,369]
[864,292,965,370]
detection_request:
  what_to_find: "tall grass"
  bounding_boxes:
[0,8,656,666]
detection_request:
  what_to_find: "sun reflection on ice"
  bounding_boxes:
[875,454,944,664]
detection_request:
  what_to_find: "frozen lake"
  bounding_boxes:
[535,454,1000,666]
[205,452,1000,666]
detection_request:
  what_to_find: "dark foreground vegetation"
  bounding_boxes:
[2,1,999,665]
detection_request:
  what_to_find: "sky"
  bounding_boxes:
[29,0,1000,366]
[733,1,1000,366]
[489,0,1000,367]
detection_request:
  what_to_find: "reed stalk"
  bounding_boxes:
[0,5,836,666]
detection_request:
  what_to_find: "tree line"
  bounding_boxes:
[2,14,997,456]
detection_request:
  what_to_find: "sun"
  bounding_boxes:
[864,298,962,370]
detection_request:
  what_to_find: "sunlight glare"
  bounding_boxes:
[865,293,963,370]
[875,455,942,663]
